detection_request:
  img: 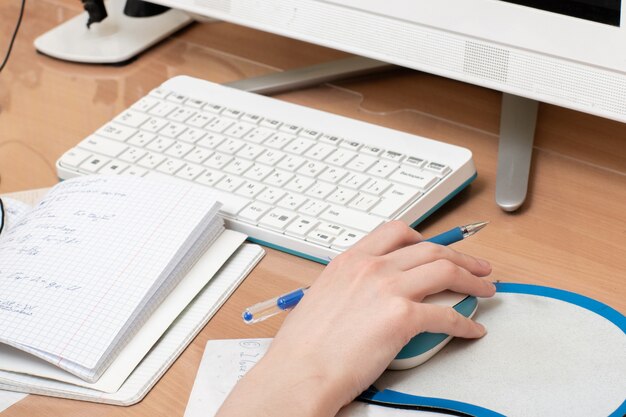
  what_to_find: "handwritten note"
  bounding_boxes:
[0,175,221,381]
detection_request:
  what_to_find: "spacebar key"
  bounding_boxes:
[210,189,250,217]
[319,205,384,232]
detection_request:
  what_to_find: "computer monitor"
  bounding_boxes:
[145,0,626,210]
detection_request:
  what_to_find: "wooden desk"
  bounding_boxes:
[1,0,625,415]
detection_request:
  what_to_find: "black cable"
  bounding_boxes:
[0,198,5,236]
[0,0,27,73]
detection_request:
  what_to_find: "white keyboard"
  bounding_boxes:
[57,76,476,263]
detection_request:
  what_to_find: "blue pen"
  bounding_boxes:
[242,221,489,324]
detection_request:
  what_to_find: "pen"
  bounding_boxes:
[242,221,489,324]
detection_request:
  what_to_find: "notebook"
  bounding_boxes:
[0,175,225,383]
[186,284,626,417]
[0,243,264,405]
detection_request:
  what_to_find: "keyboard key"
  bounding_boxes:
[206,117,233,133]
[166,93,187,104]
[425,161,451,176]
[265,132,295,149]
[160,121,188,138]
[59,148,91,168]
[217,138,245,155]
[118,148,147,163]
[301,129,321,140]
[177,127,206,144]
[276,155,306,171]
[285,216,318,238]
[318,221,344,237]
[224,121,255,138]
[194,168,224,186]
[361,178,391,195]
[388,166,438,190]
[127,131,157,147]
[256,186,286,204]
[142,117,169,133]
[175,163,205,181]
[326,187,358,206]
[97,123,137,142]
[115,110,150,128]
[131,96,160,112]
[297,161,327,177]
[284,176,315,193]
[197,133,226,150]
[204,152,233,169]
[319,134,342,145]
[167,107,196,123]
[237,143,265,160]
[99,160,129,175]
[318,167,348,184]
[283,137,315,155]
[367,160,399,178]
[245,127,275,143]
[305,230,334,246]
[348,193,379,211]
[146,136,175,153]
[149,101,178,117]
[345,154,377,172]
[305,182,336,200]
[184,147,213,164]
[215,175,245,192]
[331,230,365,250]
[165,141,194,158]
[340,140,362,151]
[277,193,308,211]
[79,136,128,157]
[244,164,273,181]
[223,108,243,119]
[260,118,281,129]
[236,181,266,199]
[187,112,214,128]
[370,185,421,218]
[405,156,426,168]
[241,113,263,124]
[362,145,384,156]
[304,143,335,161]
[299,199,328,217]
[259,208,297,231]
[223,159,253,176]
[156,158,186,175]
[239,201,272,223]
[256,149,285,166]
[319,205,384,232]
[204,103,224,113]
[340,172,369,189]
[137,152,166,169]
[326,149,356,166]
[382,150,404,162]
[149,88,169,99]
[264,169,293,187]
[124,166,148,176]
[279,123,301,134]
[80,155,111,173]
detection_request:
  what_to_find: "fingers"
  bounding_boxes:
[352,221,423,256]
[415,303,487,339]
[385,241,491,276]
[401,259,496,300]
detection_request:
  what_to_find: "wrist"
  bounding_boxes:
[249,351,346,417]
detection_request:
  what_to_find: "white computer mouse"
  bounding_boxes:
[388,291,478,370]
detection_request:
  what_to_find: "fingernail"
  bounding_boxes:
[478,258,491,269]
[478,323,487,336]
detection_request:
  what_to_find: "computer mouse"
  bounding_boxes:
[388,291,478,370]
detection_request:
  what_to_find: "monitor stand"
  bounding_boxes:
[496,94,538,212]
[34,0,193,64]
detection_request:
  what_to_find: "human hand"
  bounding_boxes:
[217,221,495,417]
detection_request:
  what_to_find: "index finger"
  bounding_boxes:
[352,221,423,256]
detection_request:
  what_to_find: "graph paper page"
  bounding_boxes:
[0,176,220,378]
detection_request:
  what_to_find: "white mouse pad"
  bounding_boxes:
[363,283,626,417]
[186,283,625,417]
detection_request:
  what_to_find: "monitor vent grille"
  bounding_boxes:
[463,41,509,84]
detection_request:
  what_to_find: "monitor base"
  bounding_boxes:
[34,0,192,64]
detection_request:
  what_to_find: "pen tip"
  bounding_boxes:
[464,221,489,236]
